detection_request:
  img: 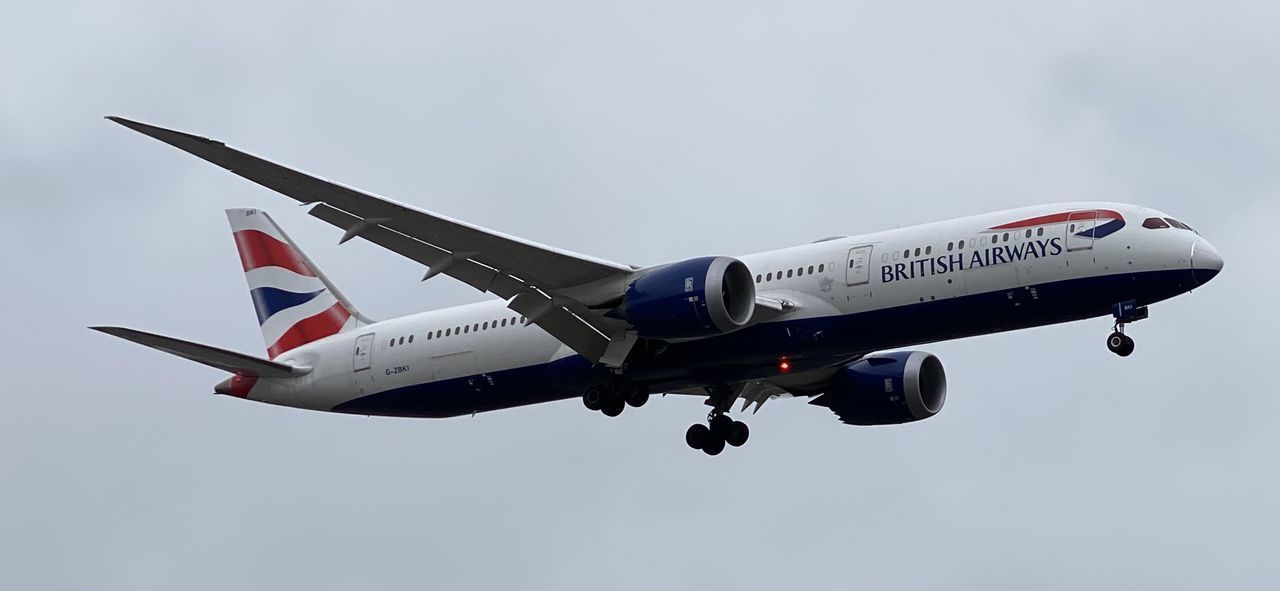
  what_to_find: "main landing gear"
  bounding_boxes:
[582,380,649,417]
[684,384,749,456]
[685,414,749,456]
[1107,299,1148,357]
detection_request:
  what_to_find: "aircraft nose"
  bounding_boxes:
[1191,236,1224,285]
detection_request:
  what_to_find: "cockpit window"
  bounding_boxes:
[1142,217,1170,229]
[1164,218,1194,231]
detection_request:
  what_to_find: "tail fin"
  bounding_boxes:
[226,208,370,358]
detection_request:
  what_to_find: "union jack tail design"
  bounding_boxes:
[226,209,368,359]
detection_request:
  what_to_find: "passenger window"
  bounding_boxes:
[1037,227,1044,236]
[947,242,953,251]
[408,335,414,344]
[463,326,469,334]
[766,272,773,281]
[958,240,965,250]
[388,339,394,347]
[796,267,804,276]
[398,337,404,345]
[482,322,489,330]
[445,328,451,336]
[981,236,988,246]
[818,264,825,272]
[1143,217,1170,229]
[913,248,920,257]
[1025,229,1032,238]
[500,319,507,327]
[473,323,479,332]
[1003,232,1010,241]
[808,265,815,274]
[426,332,433,340]
[755,274,762,283]
[903,249,910,258]
[786,269,793,278]
[925,246,932,255]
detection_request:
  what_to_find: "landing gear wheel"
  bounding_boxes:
[1107,332,1135,357]
[709,414,733,438]
[601,401,625,417]
[625,390,649,408]
[685,424,709,450]
[702,435,726,456]
[1118,335,1135,357]
[726,421,750,447]
[582,386,605,411]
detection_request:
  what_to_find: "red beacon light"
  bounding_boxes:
[778,357,792,373]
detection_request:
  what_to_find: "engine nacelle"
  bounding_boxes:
[810,351,947,425]
[615,256,756,339]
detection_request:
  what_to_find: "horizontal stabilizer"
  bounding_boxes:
[89,326,309,378]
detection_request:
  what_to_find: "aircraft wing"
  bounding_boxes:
[108,116,639,366]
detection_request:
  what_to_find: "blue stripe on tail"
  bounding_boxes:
[249,287,324,325]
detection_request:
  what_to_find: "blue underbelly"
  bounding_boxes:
[332,268,1197,418]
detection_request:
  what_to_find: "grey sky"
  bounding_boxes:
[2,1,1277,589]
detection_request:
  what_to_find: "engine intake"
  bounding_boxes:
[810,351,947,425]
[614,256,755,339]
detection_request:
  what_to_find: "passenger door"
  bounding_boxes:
[1066,210,1098,252]
[845,245,873,286]
[353,333,375,372]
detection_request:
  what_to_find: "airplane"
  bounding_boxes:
[93,116,1225,455]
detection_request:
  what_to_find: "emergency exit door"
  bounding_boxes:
[846,245,874,286]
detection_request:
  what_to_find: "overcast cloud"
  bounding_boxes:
[2,1,1277,589]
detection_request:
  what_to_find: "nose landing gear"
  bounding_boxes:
[1107,300,1148,357]
[1106,329,1135,357]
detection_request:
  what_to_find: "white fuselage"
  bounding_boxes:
[242,202,1221,417]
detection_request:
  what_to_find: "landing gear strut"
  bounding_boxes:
[684,385,750,456]
[1107,300,1147,358]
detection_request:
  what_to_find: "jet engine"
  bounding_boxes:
[613,256,755,339]
[810,351,947,425]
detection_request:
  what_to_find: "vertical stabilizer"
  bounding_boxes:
[226,208,370,358]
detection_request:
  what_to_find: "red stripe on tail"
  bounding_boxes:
[267,302,351,358]
[233,229,316,276]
